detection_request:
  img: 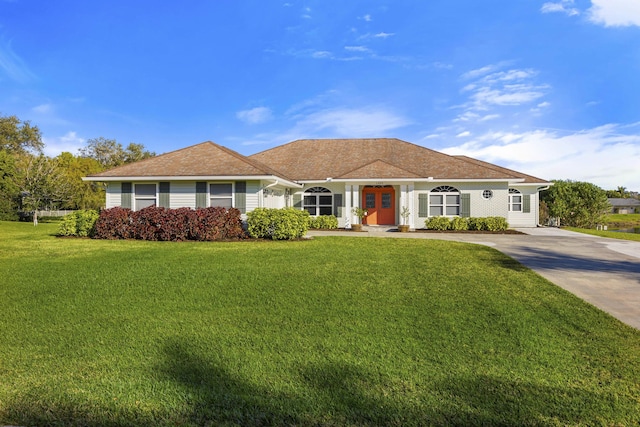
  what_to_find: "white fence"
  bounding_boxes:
[36,210,76,217]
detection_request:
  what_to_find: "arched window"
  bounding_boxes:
[508,188,522,212]
[303,187,333,216]
[430,186,460,216]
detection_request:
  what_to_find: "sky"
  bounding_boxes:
[1,0,639,191]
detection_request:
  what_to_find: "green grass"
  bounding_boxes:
[605,213,640,225]
[1,221,640,426]
[565,226,640,242]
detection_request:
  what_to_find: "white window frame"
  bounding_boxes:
[509,188,522,212]
[429,186,460,217]
[134,183,157,211]
[209,182,234,208]
[303,187,333,217]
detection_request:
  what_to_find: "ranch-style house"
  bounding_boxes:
[84,138,552,229]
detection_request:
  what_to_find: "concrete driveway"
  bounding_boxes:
[307,227,640,330]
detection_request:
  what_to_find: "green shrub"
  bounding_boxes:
[467,217,509,231]
[425,216,451,230]
[57,210,99,237]
[247,208,310,240]
[484,216,509,231]
[450,217,469,231]
[467,217,484,231]
[309,215,338,229]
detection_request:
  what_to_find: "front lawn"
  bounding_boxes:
[1,221,639,426]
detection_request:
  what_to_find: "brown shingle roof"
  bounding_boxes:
[249,138,548,183]
[340,159,421,179]
[452,155,549,184]
[87,141,290,180]
[87,138,551,185]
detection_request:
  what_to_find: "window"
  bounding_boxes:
[210,183,233,208]
[482,189,493,200]
[430,186,460,216]
[509,188,522,212]
[365,193,375,209]
[382,192,392,208]
[135,183,156,210]
[303,187,333,216]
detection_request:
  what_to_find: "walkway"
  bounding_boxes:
[307,227,640,330]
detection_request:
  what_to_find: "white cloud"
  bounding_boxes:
[297,107,411,136]
[43,131,86,157]
[441,123,640,190]
[0,37,36,83]
[344,45,371,53]
[32,103,53,114]
[312,50,332,59]
[461,63,505,80]
[456,131,471,138]
[588,0,640,27]
[541,1,580,16]
[374,32,395,39]
[236,107,273,125]
[459,65,550,112]
[360,14,372,22]
[238,102,412,149]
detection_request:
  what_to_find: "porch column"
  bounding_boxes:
[409,184,415,228]
[344,184,352,229]
[400,185,407,225]
[352,185,360,225]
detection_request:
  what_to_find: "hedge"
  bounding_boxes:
[247,208,310,240]
[93,206,246,241]
[309,215,338,229]
[424,216,509,231]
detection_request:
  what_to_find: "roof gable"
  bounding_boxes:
[87,141,289,179]
[338,159,421,179]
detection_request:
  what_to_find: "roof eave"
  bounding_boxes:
[83,175,303,188]
[298,177,526,184]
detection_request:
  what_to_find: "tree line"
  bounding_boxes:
[0,114,154,221]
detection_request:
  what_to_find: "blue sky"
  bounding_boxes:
[1,0,639,190]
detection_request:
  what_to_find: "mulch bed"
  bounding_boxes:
[313,228,525,235]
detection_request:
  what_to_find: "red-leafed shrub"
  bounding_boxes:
[93,207,133,239]
[93,206,246,241]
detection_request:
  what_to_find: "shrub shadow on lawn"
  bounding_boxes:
[3,339,629,426]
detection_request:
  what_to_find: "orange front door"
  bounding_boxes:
[362,187,395,225]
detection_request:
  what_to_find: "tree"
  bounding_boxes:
[124,142,155,164]
[616,186,628,198]
[0,150,20,220]
[78,137,155,169]
[0,114,43,154]
[541,180,610,228]
[55,152,105,210]
[17,155,74,225]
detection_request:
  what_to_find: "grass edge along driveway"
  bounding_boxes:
[1,221,639,426]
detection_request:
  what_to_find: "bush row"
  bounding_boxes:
[424,216,509,231]
[57,210,100,237]
[247,208,310,240]
[309,215,338,229]
[93,206,246,241]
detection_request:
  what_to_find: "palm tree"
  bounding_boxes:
[617,186,628,198]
